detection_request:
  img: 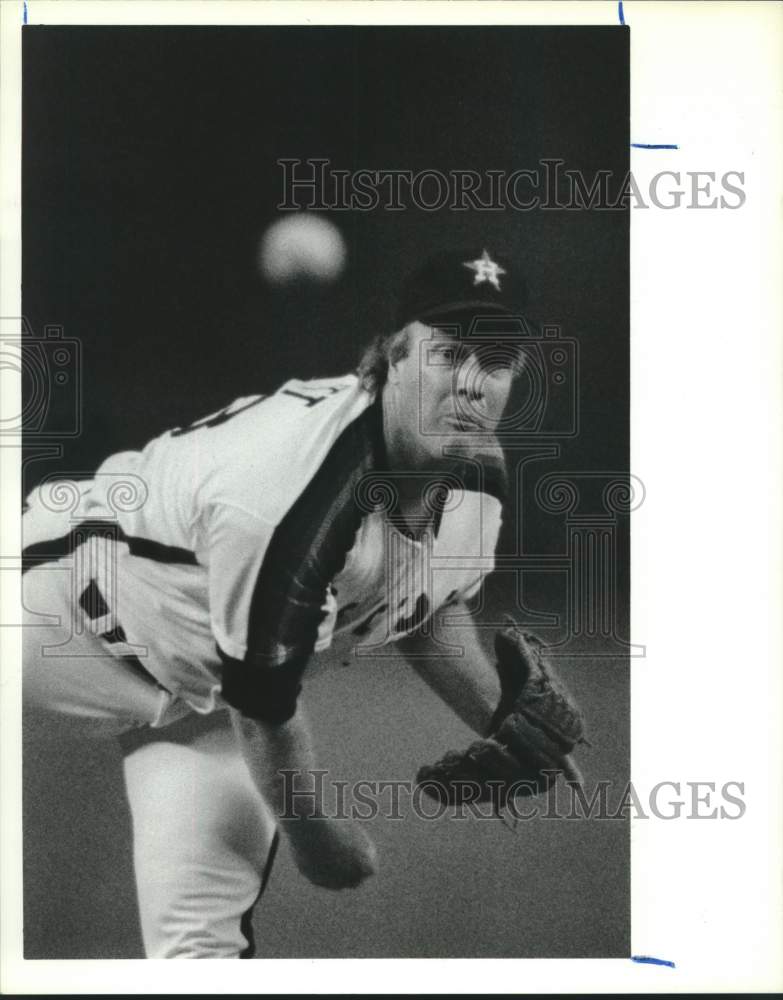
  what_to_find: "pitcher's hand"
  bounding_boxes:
[284,815,378,889]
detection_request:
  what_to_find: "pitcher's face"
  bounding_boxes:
[384,321,515,470]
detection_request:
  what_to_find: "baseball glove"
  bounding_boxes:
[416,619,587,808]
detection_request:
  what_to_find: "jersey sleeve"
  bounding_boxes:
[446,444,507,607]
[201,502,276,664]
[452,498,503,608]
[202,498,340,724]
[205,400,381,723]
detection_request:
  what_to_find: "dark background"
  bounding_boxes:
[22,26,630,958]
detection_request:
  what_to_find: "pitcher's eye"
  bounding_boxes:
[426,343,457,366]
[467,345,524,374]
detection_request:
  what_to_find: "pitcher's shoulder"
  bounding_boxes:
[203,375,378,521]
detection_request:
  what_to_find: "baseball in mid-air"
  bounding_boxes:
[258,214,347,284]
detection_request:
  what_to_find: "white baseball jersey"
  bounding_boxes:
[22,375,505,717]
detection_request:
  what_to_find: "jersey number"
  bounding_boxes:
[171,385,347,437]
[171,396,268,436]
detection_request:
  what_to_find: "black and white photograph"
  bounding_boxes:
[2,0,781,993]
[18,20,630,961]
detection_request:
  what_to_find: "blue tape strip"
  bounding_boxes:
[631,955,676,968]
[621,3,679,149]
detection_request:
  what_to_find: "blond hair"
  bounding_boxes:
[355,327,411,394]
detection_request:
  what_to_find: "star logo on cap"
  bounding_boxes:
[463,249,506,291]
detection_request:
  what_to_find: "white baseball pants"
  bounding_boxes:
[23,560,278,959]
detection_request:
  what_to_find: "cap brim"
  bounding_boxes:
[417,299,514,326]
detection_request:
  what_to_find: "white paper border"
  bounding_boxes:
[2,1,781,993]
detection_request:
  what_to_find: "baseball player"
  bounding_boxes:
[22,249,585,958]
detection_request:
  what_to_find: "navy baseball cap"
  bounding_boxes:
[395,248,528,332]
